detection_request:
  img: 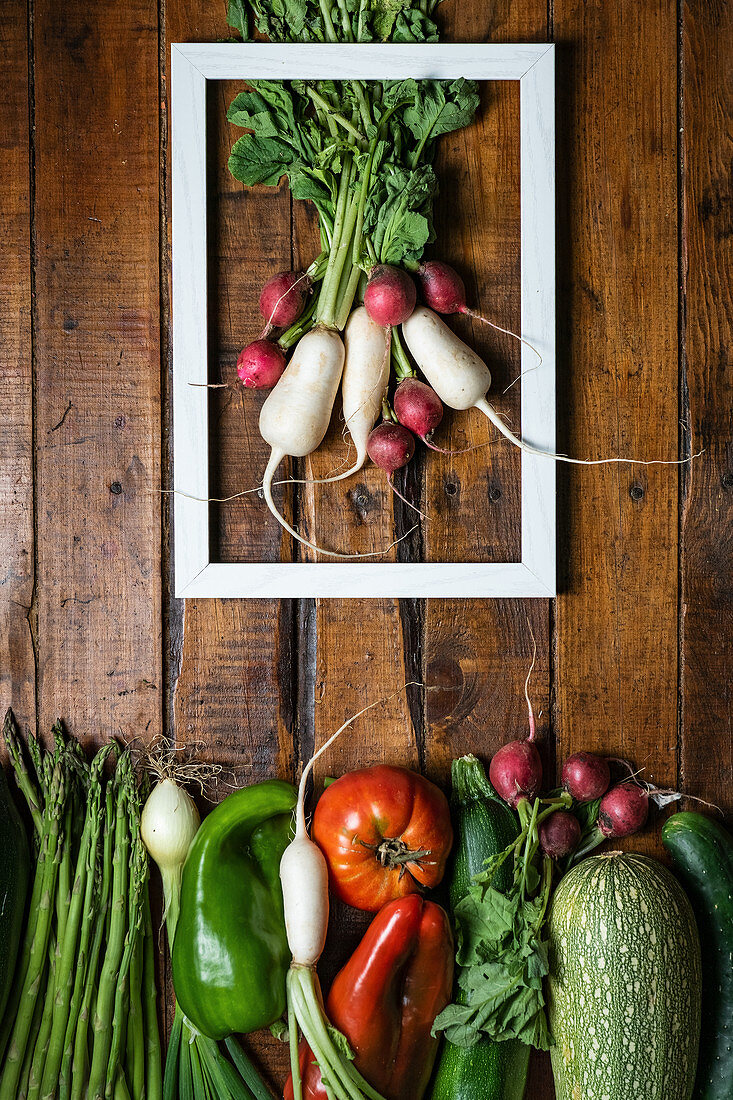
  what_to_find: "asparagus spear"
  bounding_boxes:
[142,889,163,1100]
[125,928,145,1100]
[0,715,44,1066]
[16,956,48,1100]
[3,711,43,836]
[87,756,132,1100]
[26,932,58,1100]
[70,784,115,1100]
[28,798,76,1096]
[40,745,112,1099]
[105,779,146,1098]
[0,756,67,1099]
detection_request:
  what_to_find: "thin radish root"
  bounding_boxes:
[462,308,543,369]
[262,449,419,558]
[387,475,427,520]
[402,307,703,469]
[524,619,538,743]
[476,397,704,467]
[417,261,543,366]
[298,682,422,799]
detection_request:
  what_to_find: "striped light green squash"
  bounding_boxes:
[547,852,701,1100]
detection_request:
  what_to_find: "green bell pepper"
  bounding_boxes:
[172,778,296,1040]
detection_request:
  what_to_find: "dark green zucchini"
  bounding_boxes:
[0,763,30,1025]
[662,811,733,1100]
[430,755,529,1100]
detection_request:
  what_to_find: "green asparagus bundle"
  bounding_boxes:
[0,711,163,1100]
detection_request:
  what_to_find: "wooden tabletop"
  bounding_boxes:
[1,0,731,1096]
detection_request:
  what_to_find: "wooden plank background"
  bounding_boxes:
[1,0,731,1096]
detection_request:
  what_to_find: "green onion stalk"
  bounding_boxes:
[141,766,274,1100]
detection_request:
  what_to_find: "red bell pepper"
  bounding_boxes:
[284,894,453,1100]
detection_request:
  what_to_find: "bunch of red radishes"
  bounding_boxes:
[226,259,554,556]
[237,261,489,478]
[489,728,650,863]
[226,254,677,558]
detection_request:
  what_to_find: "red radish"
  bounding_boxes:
[489,632,543,808]
[394,379,444,441]
[367,422,415,472]
[364,265,417,327]
[417,260,542,359]
[259,270,308,331]
[417,260,467,315]
[489,740,542,809]
[393,377,496,457]
[236,339,287,389]
[562,752,611,803]
[366,422,422,516]
[539,811,581,859]
[598,782,649,838]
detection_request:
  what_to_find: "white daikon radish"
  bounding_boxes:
[402,307,697,467]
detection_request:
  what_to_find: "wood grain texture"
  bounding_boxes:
[31,0,163,745]
[553,0,680,858]
[164,4,296,1088]
[679,0,733,814]
[425,4,553,1094]
[0,1,35,733]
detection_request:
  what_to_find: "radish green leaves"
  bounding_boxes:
[224,0,479,332]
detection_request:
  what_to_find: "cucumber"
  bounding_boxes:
[548,852,701,1100]
[662,811,733,1100]
[0,764,30,1025]
[430,755,529,1100]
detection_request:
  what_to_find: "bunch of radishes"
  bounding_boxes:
[227,257,688,557]
[489,719,651,864]
[230,258,556,556]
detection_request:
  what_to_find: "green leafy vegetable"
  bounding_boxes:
[224,0,480,334]
[433,794,573,1054]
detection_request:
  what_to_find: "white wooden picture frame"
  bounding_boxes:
[172,43,556,598]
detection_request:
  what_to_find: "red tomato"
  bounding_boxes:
[312,765,452,911]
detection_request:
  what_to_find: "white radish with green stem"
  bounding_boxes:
[280,690,416,1100]
[314,306,391,483]
[259,324,418,558]
[402,306,700,467]
[259,326,347,556]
